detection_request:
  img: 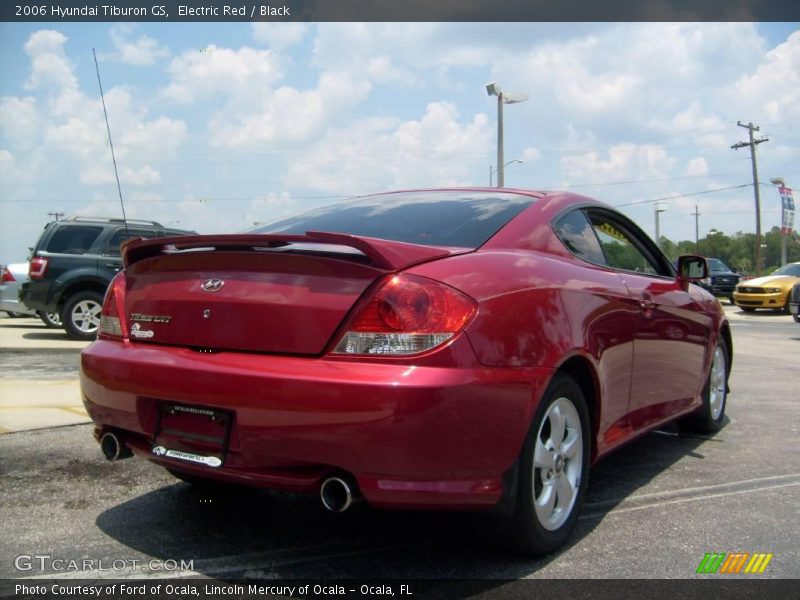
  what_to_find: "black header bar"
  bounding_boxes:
[3,0,800,22]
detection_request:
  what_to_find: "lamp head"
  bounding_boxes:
[485,82,500,97]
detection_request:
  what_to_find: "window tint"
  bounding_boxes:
[587,212,664,276]
[553,210,607,265]
[252,191,537,249]
[105,229,158,256]
[45,226,103,254]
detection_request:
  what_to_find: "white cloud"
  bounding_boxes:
[561,144,676,186]
[686,157,709,177]
[107,25,170,66]
[23,30,78,93]
[209,70,372,147]
[733,31,800,123]
[252,23,309,50]
[163,45,282,104]
[288,102,491,194]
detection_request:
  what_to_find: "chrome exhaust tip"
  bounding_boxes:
[100,432,133,461]
[320,476,357,513]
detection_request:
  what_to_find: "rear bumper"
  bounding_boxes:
[19,281,55,312]
[81,339,551,509]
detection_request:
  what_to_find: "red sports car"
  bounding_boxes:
[81,189,731,555]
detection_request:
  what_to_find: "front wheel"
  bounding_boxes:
[504,373,591,555]
[678,337,729,434]
[61,291,103,340]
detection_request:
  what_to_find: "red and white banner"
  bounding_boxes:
[778,186,795,234]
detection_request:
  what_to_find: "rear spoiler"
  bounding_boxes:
[122,231,468,271]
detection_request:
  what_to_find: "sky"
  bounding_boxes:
[0,21,798,263]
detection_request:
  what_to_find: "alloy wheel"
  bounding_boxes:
[709,344,727,420]
[532,397,583,531]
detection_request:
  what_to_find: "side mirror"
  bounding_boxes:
[677,255,708,281]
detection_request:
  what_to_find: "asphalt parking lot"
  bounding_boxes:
[0,305,798,584]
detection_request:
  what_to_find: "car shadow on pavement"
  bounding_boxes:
[94,422,714,580]
[22,331,72,341]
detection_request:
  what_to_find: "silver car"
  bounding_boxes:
[0,263,35,317]
[0,262,60,326]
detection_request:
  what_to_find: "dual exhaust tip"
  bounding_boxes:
[320,476,359,513]
[101,433,358,513]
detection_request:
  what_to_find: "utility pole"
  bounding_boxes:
[731,121,768,273]
[654,203,667,248]
[47,211,64,222]
[691,205,701,248]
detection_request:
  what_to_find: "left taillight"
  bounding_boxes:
[332,274,477,356]
[98,271,127,340]
[28,257,48,280]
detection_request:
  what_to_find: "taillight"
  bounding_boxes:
[1,267,14,283]
[98,272,127,340]
[333,274,476,356]
[28,257,49,280]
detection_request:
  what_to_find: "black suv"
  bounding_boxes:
[21,217,194,340]
[698,257,740,302]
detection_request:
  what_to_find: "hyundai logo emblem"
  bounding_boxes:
[201,278,225,292]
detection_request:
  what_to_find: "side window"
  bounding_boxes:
[104,229,156,256]
[45,226,104,254]
[587,212,663,276]
[553,210,607,265]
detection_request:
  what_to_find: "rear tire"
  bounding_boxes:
[503,373,590,555]
[62,291,103,340]
[678,337,729,434]
[38,310,61,328]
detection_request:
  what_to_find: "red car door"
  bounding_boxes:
[586,209,709,432]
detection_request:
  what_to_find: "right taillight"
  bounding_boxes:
[28,257,49,280]
[333,274,477,356]
[1,267,14,283]
[98,272,127,340]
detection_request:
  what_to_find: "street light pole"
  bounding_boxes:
[486,82,528,188]
[497,92,504,187]
[654,203,667,248]
[489,160,523,187]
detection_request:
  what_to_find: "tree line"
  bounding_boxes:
[657,226,800,275]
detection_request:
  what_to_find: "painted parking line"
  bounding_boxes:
[581,473,800,520]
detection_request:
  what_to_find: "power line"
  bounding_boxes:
[612,184,751,208]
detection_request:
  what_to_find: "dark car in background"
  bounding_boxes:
[790,283,800,324]
[22,217,194,340]
[698,258,740,302]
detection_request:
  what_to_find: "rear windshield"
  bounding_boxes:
[251,191,537,249]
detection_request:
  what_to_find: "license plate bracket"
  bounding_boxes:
[153,403,233,468]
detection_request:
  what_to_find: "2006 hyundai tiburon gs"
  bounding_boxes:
[81,188,731,555]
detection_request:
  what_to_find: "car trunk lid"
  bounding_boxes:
[121,233,468,355]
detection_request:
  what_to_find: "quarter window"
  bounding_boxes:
[45,226,103,255]
[553,210,607,265]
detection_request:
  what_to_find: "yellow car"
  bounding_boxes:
[733,262,800,312]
